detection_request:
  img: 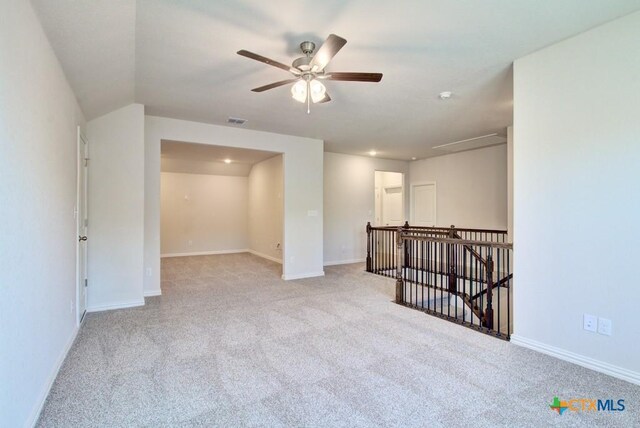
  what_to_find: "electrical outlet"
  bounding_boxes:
[598,318,612,336]
[583,314,597,332]
[188,240,193,247]
[146,268,152,277]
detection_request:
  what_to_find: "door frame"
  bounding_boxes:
[410,181,437,226]
[374,170,405,226]
[76,127,89,326]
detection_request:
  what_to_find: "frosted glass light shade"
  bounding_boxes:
[309,79,326,103]
[291,80,307,103]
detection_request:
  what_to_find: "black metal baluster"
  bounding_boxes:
[373,230,380,274]
[464,244,469,326]
[421,239,424,309]
[497,247,501,336]
[507,246,511,337]
[386,230,390,276]
[409,236,413,306]
[440,242,444,317]
[428,238,431,311]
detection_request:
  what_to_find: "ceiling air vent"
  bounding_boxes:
[432,133,506,153]
[227,117,247,125]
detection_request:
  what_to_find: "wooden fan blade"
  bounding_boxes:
[251,78,299,92]
[309,34,347,72]
[237,50,300,75]
[326,72,383,82]
[317,92,331,103]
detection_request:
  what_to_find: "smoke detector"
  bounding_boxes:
[438,91,452,100]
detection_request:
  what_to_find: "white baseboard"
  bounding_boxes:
[282,271,325,280]
[144,289,162,297]
[161,249,248,258]
[510,334,640,386]
[324,258,366,266]
[27,324,79,427]
[247,249,282,264]
[86,299,145,313]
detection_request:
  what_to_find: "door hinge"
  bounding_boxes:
[84,279,88,287]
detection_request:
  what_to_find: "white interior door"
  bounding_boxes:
[382,186,404,226]
[76,128,89,324]
[412,183,436,226]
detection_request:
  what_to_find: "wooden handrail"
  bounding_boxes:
[403,223,507,234]
[369,224,507,234]
[400,234,513,249]
[453,231,487,267]
[469,274,513,301]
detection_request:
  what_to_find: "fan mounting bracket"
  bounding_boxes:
[300,41,316,56]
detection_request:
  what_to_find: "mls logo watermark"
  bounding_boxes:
[549,396,625,415]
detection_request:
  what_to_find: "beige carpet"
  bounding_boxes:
[38,253,639,427]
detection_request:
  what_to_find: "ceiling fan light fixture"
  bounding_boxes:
[309,79,326,103]
[239,34,382,111]
[291,80,307,103]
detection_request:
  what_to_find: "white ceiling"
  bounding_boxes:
[161,140,279,176]
[32,0,640,160]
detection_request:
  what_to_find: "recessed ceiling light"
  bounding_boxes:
[369,150,377,156]
[411,157,417,160]
[439,91,452,100]
[224,159,232,164]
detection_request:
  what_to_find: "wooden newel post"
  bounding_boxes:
[448,225,457,293]
[395,226,404,303]
[484,253,494,330]
[366,222,372,272]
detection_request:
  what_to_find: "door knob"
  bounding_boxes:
[79,235,88,241]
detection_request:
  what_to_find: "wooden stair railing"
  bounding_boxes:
[369,223,512,340]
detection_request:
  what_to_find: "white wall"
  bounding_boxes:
[87,104,145,309]
[409,145,507,229]
[161,173,248,256]
[144,117,161,295]
[145,116,324,283]
[324,152,409,265]
[513,11,640,383]
[248,155,284,263]
[0,1,86,426]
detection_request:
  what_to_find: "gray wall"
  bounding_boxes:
[513,11,640,381]
[0,1,86,425]
[87,104,145,310]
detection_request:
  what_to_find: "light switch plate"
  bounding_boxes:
[598,318,612,336]
[583,314,597,332]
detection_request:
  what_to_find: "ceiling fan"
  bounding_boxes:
[237,34,383,113]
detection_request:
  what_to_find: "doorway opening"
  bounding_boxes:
[160,140,284,278]
[374,171,404,227]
